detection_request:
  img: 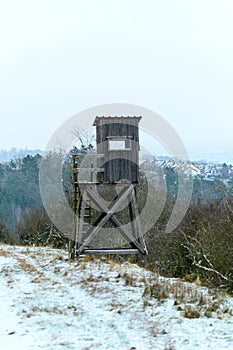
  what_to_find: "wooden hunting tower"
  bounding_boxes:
[93,116,141,183]
[69,116,147,262]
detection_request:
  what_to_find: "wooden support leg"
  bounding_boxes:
[68,240,75,261]
[131,187,148,254]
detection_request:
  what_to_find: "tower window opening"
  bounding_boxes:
[108,139,131,151]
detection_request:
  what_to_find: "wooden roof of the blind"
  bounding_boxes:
[93,116,142,126]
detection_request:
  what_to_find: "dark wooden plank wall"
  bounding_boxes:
[95,117,141,183]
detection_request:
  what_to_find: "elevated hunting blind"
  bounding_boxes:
[93,116,141,183]
[69,116,147,262]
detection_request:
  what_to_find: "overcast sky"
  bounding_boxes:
[0,0,232,160]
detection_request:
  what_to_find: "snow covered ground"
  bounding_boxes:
[0,245,233,350]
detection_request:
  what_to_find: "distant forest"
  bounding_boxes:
[0,148,43,163]
[0,154,43,236]
[0,152,233,293]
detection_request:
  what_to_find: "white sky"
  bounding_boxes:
[0,0,232,159]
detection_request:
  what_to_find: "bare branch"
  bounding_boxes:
[70,127,95,151]
[179,229,229,281]
[193,262,229,281]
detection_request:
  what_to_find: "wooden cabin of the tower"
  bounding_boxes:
[69,116,147,262]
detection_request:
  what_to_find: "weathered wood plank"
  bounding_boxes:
[81,249,140,255]
[94,117,141,183]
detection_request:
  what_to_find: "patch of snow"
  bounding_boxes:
[0,245,233,349]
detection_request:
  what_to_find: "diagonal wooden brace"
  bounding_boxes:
[84,185,145,253]
[87,186,146,254]
[76,185,146,255]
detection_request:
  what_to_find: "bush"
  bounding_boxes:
[17,208,68,248]
[0,221,10,243]
[146,198,233,293]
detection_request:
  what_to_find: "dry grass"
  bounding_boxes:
[108,302,124,313]
[89,284,111,296]
[85,262,230,319]
[183,305,200,318]
[122,272,138,287]
[16,257,38,272]
[23,305,79,317]
[80,273,102,285]
[0,248,11,257]
[1,245,232,321]
[79,262,87,270]
[80,254,96,262]
[140,274,233,319]
[0,248,40,275]
[51,253,66,261]
[31,272,49,283]
[142,277,170,302]
[31,306,64,314]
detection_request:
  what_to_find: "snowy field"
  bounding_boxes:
[0,245,233,350]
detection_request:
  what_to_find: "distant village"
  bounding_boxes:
[140,155,233,186]
[1,148,232,186]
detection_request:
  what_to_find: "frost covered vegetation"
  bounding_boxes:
[0,153,233,293]
[0,245,233,349]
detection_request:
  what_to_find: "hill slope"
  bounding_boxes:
[0,245,233,350]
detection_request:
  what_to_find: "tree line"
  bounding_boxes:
[0,153,68,247]
[0,152,233,293]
